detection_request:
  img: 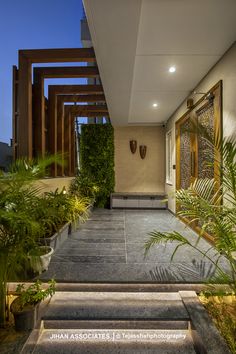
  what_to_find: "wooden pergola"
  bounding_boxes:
[47,84,108,176]
[62,103,109,177]
[33,65,100,156]
[12,48,109,176]
[13,48,96,158]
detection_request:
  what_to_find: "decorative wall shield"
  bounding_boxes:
[130,140,137,154]
[139,145,147,159]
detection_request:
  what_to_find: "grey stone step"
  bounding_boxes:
[43,292,189,321]
[32,329,196,354]
[30,282,208,293]
[43,319,189,330]
[52,255,126,263]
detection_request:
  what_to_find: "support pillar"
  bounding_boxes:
[18,54,32,158]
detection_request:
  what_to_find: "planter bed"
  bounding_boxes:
[39,222,71,251]
[199,294,236,353]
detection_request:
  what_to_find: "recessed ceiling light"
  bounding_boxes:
[169,66,176,73]
[152,103,158,108]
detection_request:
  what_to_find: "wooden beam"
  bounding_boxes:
[64,106,71,176]
[72,111,109,118]
[65,104,108,113]
[49,85,104,95]
[33,66,99,79]
[48,88,57,176]
[33,76,45,156]
[19,48,96,63]
[58,94,106,103]
[57,99,64,176]
[71,116,76,176]
[18,54,32,158]
[12,66,18,160]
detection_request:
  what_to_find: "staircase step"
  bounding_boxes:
[32,329,195,354]
[43,319,189,330]
[50,282,207,292]
[42,292,189,321]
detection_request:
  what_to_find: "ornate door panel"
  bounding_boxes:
[196,102,215,179]
[179,117,192,189]
[176,115,197,190]
[175,81,222,242]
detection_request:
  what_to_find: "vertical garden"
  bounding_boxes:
[80,124,115,208]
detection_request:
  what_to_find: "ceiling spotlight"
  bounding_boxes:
[169,66,176,73]
[152,103,158,108]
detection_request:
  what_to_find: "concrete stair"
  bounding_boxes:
[32,329,194,354]
[20,289,229,354]
[42,292,189,321]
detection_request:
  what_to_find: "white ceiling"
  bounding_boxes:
[83,0,236,125]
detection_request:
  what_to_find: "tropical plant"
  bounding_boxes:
[31,194,62,239]
[40,189,92,232]
[66,194,91,226]
[145,126,236,293]
[69,169,100,200]
[0,156,59,327]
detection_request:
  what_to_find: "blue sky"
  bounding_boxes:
[0,0,84,143]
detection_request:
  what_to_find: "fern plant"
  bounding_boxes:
[145,126,236,293]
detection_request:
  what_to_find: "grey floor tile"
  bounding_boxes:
[40,209,227,283]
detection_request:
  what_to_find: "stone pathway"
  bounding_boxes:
[40,209,229,282]
[18,209,231,353]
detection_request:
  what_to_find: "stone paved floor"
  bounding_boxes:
[40,209,229,283]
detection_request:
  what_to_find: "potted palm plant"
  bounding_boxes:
[10,279,55,331]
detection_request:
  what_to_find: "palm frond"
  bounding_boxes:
[144,231,190,258]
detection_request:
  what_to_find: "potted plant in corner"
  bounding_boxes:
[10,279,56,331]
[28,245,54,275]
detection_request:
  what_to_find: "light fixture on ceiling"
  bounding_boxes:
[169,66,176,73]
[152,103,158,108]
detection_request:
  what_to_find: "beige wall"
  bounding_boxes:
[166,42,236,213]
[114,126,165,193]
[36,177,74,195]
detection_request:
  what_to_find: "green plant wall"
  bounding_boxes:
[80,124,115,207]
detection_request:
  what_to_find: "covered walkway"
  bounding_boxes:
[40,209,229,283]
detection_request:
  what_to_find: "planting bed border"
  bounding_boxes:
[39,222,71,251]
